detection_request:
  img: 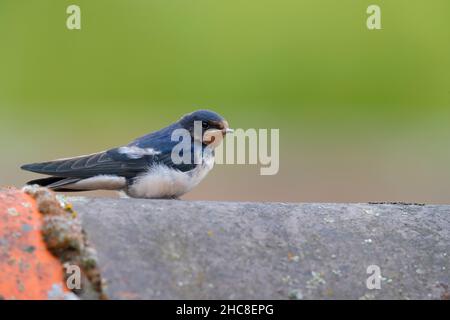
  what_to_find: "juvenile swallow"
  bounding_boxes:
[21,110,233,199]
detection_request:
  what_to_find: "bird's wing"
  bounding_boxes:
[21,142,197,178]
[21,151,142,178]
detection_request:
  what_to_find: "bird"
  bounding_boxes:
[21,109,233,199]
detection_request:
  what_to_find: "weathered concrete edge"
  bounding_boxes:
[70,197,450,300]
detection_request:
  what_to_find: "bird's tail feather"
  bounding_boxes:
[26,176,82,191]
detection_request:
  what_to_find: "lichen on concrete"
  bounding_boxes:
[22,185,106,299]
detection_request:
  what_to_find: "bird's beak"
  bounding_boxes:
[222,128,234,135]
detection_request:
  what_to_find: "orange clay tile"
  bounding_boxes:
[0,187,72,300]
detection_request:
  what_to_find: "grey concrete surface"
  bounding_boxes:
[70,197,449,300]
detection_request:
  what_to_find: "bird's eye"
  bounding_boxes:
[202,122,209,129]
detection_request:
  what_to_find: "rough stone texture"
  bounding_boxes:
[70,197,450,300]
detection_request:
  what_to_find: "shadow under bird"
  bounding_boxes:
[21,110,233,199]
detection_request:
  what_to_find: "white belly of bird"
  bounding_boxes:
[126,153,215,199]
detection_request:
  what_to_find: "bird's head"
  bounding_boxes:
[179,110,233,147]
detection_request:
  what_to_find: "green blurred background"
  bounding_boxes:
[1,0,449,203]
